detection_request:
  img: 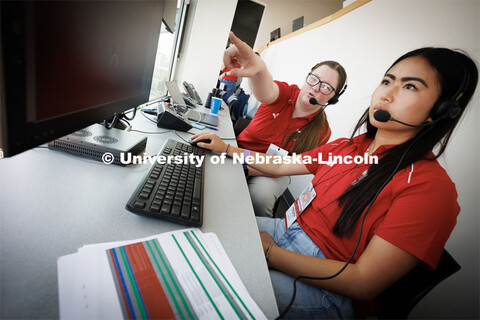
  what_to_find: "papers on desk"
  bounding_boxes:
[58,229,266,319]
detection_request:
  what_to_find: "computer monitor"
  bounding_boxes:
[0,1,164,158]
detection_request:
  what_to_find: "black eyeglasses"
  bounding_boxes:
[306,73,336,95]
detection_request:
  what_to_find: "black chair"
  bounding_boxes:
[233,117,252,137]
[373,249,460,319]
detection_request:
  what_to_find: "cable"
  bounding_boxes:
[118,118,131,130]
[103,107,137,130]
[144,95,170,107]
[130,129,171,135]
[103,113,120,129]
[122,106,138,121]
[101,95,171,130]
[174,131,193,143]
[141,110,158,124]
[277,125,435,319]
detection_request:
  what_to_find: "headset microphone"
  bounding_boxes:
[309,97,320,105]
[309,97,329,115]
[373,110,433,127]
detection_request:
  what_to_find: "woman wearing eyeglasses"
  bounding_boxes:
[221,32,347,218]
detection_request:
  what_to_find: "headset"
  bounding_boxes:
[429,67,470,120]
[328,80,348,105]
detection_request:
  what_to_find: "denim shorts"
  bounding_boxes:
[256,217,355,319]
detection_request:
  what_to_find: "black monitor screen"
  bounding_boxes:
[1,1,164,157]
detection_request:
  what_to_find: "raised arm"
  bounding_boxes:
[190,133,310,177]
[222,32,279,104]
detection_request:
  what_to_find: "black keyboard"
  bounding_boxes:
[126,139,204,227]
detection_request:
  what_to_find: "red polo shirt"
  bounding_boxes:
[237,81,331,153]
[222,61,241,81]
[298,134,459,269]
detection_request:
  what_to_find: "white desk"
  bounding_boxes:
[0,104,279,319]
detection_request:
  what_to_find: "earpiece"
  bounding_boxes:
[429,68,469,120]
[429,100,461,121]
[328,82,348,105]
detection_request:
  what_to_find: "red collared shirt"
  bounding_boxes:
[299,134,459,269]
[237,81,331,153]
[222,61,241,81]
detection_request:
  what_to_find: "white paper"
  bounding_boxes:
[57,229,266,320]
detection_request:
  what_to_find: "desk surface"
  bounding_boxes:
[0,105,279,319]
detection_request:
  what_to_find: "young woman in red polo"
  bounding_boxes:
[193,44,478,318]
[220,32,347,218]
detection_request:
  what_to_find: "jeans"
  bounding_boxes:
[220,79,236,102]
[256,217,355,319]
[232,91,249,120]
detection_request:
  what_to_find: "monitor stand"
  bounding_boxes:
[48,123,147,166]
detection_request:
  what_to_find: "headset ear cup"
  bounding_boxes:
[329,83,347,105]
[449,106,461,119]
[430,100,453,120]
[328,95,339,105]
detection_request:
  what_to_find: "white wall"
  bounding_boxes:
[173,0,238,101]
[257,0,479,318]
[253,0,342,50]
[174,0,343,101]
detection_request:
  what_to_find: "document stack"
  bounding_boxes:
[58,228,266,319]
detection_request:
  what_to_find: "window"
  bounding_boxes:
[150,0,189,100]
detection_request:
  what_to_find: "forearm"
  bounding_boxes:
[247,166,269,177]
[266,245,373,301]
[248,66,278,104]
[190,133,309,176]
[262,235,419,302]
[226,144,307,176]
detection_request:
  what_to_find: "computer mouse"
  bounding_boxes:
[189,138,211,148]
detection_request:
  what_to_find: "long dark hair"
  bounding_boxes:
[287,61,347,154]
[333,48,478,238]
